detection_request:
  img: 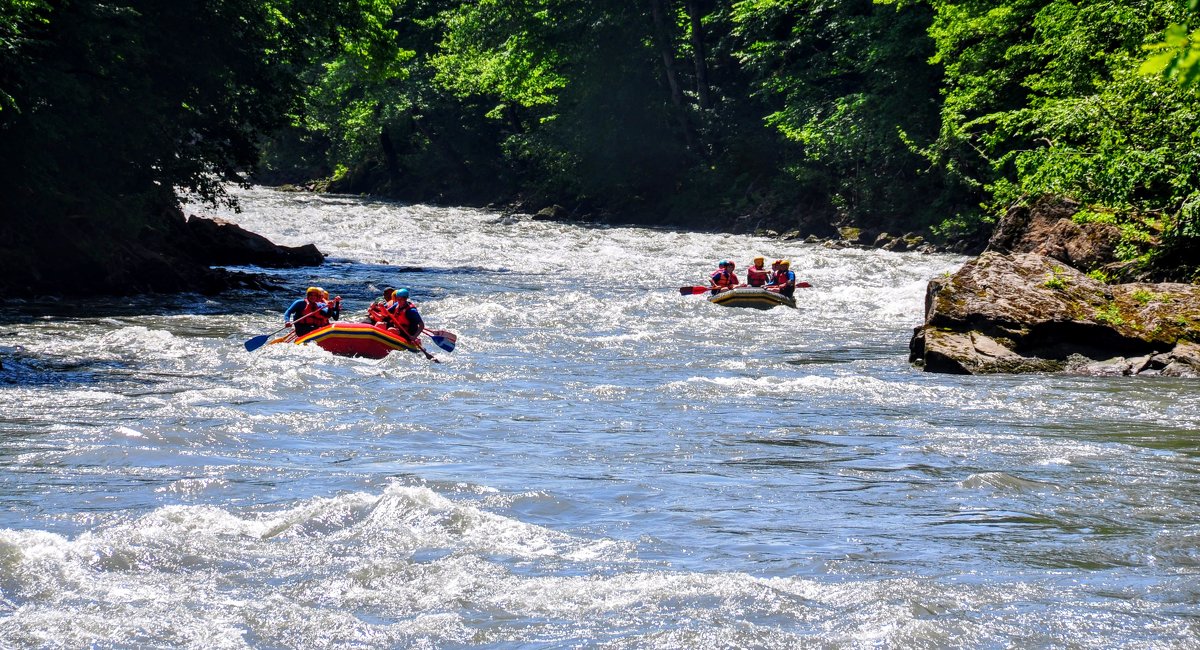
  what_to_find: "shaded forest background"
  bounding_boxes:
[2,0,1200,295]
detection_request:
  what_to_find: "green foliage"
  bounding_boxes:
[1140,0,1200,86]
[8,0,1200,288]
[1095,302,1126,326]
[732,0,955,229]
[1072,207,1117,225]
[431,0,567,115]
[0,0,384,230]
[1043,265,1069,290]
[1131,288,1165,304]
[0,0,50,113]
[924,0,1200,271]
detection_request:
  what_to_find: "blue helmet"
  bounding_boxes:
[719,260,729,267]
[395,288,410,299]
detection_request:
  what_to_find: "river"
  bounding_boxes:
[1,187,1198,648]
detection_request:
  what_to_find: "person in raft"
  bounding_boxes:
[745,256,770,287]
[284,286,339,337]
[322,289,342,321]
[364,287,396,325]
[710,260,739,294]
[766,259,797,298]
[382,288,425,343]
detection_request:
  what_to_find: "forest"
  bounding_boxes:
[2,0,1199,295]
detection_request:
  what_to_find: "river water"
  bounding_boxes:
[1,187,1198,648]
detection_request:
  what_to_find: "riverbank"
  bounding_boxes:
[0,203,323,298]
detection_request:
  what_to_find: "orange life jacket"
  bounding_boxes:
[711,269,738,289]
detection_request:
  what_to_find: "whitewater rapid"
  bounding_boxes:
[1,187,1197,648]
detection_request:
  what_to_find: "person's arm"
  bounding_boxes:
[283,299,304,323]
[408,308,425,337]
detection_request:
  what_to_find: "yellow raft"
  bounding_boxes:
[708,287,796,310]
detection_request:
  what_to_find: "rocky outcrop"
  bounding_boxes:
[183,215,324,267]
[909,252,1200,375]
[987,196,1121,271]
[0,206,324,297]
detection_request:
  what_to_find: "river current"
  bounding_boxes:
[1,187,1198,648]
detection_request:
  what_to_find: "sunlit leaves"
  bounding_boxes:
[1141,22,1200,87]
[0,0,51,113]
[430,0,567,114]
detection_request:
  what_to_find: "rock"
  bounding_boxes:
[987,196,1121,271]
[838,227,870,246]
[1162,341,1200,377]
[871,232,912,252]
[910,252,1200,375]
[185,215,324,267]
[532,205,568,221]
[920,329,1062,374]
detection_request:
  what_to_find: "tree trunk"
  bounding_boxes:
[685,0,710,110]
[378,124,401,190]
[648,0,694,152]
[648,0,685,111]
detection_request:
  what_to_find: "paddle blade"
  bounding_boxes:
[243,334,270,352]
[428,334,456,353]
[679,286,709,295]
[427,329,457,344]
[798,281,812,288]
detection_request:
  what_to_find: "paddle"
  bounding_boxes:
[244,326,290,352]
[678,282,812,296]
[423,327,457,352]
[418,344,441,363]
[243,308,322,352]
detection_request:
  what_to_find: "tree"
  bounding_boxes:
[731,0,952,231]
[0,0,381,228]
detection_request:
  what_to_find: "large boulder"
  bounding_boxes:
[184,215,324,267]
[910,252,1200,375]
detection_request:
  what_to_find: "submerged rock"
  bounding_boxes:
[910,252,1200,375]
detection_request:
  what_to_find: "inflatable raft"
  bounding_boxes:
[292,322,421,359]
[708,287,796,310]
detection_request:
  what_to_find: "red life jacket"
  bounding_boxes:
[384,300,419,339]
[771,269,794,286]
[368,301,388,325]
[746,266,770,287]
[296,298,330,328]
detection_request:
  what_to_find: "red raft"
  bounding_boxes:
[292,322,421,359]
